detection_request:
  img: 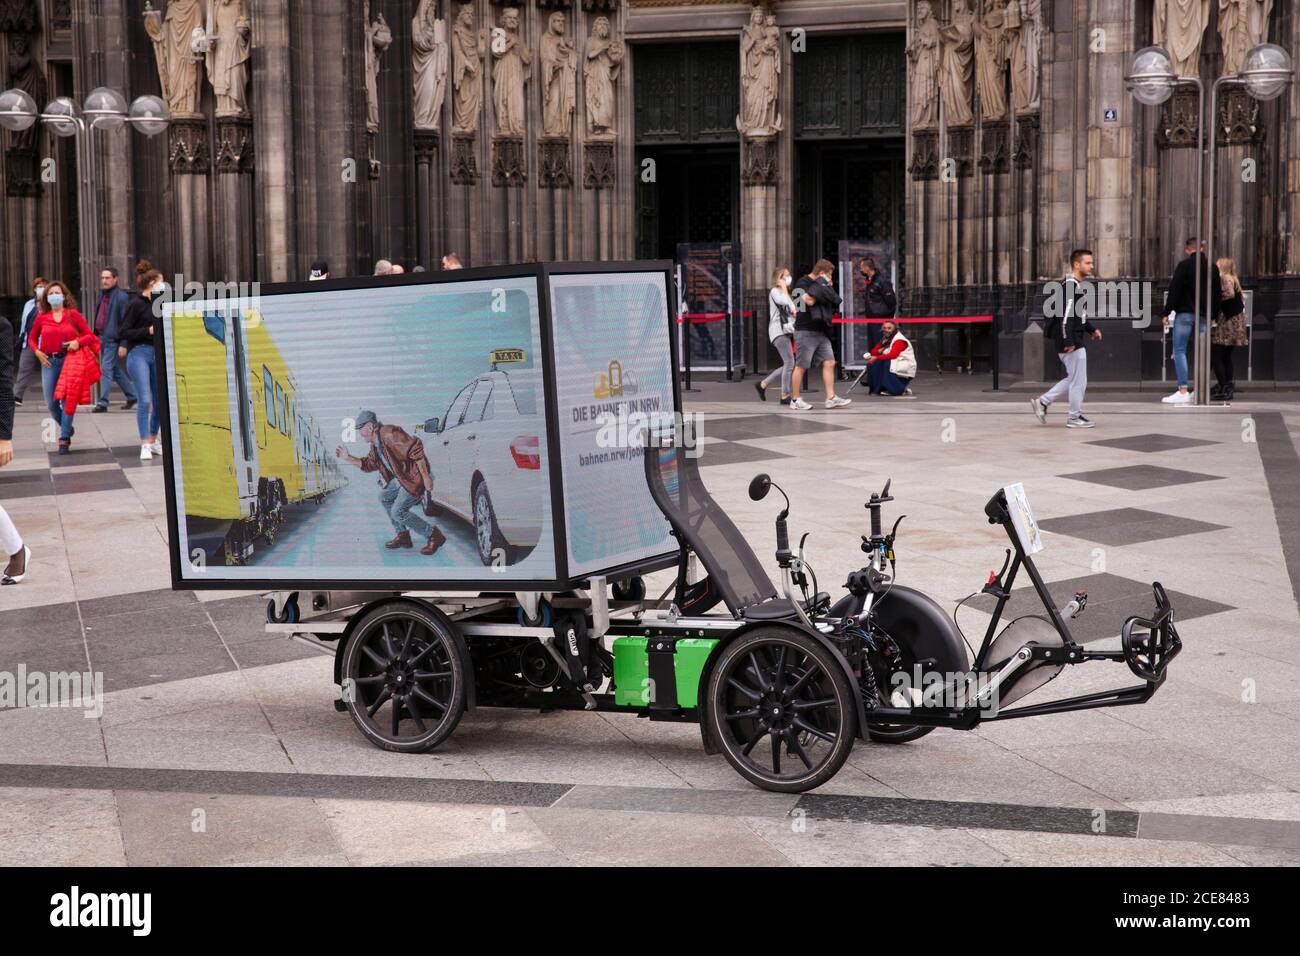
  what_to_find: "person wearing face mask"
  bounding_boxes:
[12,276,46,406]
[755,266,797,405]
[27,280,96,454]
[863,320,916,397]
[117,260,165,460]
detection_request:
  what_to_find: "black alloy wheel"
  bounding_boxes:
[706,628,857,792]
[341,602,466,753]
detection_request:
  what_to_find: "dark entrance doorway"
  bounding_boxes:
[632,40,740,260]
[794,145,905,276]
[636,148,738,261]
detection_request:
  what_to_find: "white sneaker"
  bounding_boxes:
[1161,390,1192,405]
[790,398,812,410]
[825,395,852,409]
[149,441,163,455]
[139,446,152,461]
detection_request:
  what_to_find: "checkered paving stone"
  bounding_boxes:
[51,469,133,495]
[703,415,854,442]
[694,439,792,467]
[1037,507,1227,546]
[1058,464,1225,491]
[968,572,1233,645]
[0,470,54,500]
[1084,433,1221,454]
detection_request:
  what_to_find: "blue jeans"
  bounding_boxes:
[1171,313,1207,389]
[95,338,137,407]
[380,482,433,539]
[125,345,159,440]
[867,360,910,395]
[40,353,74,440]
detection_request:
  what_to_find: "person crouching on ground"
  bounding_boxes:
[1031,248,1102,429]
[864,320,916,396]
[336,410,446,556]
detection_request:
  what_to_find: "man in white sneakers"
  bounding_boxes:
[1031,248,1102,428]
[789,259,851,410]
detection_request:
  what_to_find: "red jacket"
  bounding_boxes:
[54,339,102,414]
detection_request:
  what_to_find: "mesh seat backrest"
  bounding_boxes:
[643,444,778,616]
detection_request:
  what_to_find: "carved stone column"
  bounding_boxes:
[214,117,254,280]
[492,136,526,187]
[414,129,441,273]
[167,118,212,281]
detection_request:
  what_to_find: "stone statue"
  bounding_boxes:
[1218,0,1273,76]
[364,4,392,133]
[737,6,782,136]
[907,1,942,129]
[451,3,487,135]
[206,0,251,117]
[584,16,624,139]
[1006,0,1042,114]
[5,33,46,153]
[143,0,205,118]
[940,0,976,127]
[1153,0,1213,78]
[492,6,530,137]
[974,0,1009,121]
[540,11,576,137]
[412,0,449,130]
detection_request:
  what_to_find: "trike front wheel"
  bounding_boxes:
[705,628,857,793]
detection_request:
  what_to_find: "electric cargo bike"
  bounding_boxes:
[267,427,1182,793]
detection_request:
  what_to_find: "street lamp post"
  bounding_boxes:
[0,86,169,320]
[1206,43,1294,404]
[1128,43,1295,406]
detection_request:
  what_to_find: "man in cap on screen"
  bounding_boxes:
[336,410,446,556]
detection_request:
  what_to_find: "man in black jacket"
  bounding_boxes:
[1030,249,1103,428]
[0,316,31,584]
[789,259,851,410]
[1161,237,1221,404]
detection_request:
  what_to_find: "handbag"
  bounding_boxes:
[1220,290,1244,318]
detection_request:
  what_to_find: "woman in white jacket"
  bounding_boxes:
[754,266,798,405]
[864,320,916,396]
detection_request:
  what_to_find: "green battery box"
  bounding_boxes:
[612,636,719,709]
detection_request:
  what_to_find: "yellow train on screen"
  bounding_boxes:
[170,307,346,565]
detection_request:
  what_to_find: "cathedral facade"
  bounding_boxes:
[2,0,1299,381]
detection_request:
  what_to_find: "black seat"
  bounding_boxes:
[643,439,801,622]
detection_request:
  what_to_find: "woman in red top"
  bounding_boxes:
[28,280,95,453]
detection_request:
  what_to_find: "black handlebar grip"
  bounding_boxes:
[870,510,882,539]
[775,517,790,554]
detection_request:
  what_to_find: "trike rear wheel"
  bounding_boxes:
[705,628,857,793]
[341,602,466,753]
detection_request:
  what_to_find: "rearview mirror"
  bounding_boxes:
[424,417,440,434]
[748,473,771,501]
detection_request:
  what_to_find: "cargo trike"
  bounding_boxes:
[156,261,1180,793]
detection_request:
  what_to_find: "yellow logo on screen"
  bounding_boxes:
[594,359,639,399]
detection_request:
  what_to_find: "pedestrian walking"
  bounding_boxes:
[441,252,463,270]
[754,266,797,405]
[0,314,31,584]
[117,260,165,460]
[91,266,138,413]
[309,259,330,281]
[790,259,851,410]
[1161,237,1221,405]
[1211,257,1247,401]
[12,275,45,406]
[27,280,95,454]
[1030,249,1102,428]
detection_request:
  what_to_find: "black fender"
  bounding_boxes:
[333,597,476,712]
[870,585,970,673]
[696,619,868,756]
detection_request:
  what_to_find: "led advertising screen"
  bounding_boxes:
[549,271,677,577]
[162,274,556,585]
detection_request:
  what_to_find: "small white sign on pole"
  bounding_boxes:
[1003,482,1044,555]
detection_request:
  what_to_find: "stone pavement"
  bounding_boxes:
[2,382,1300,866]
